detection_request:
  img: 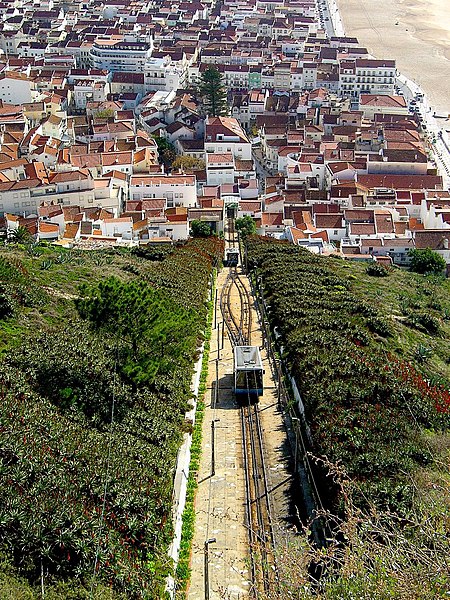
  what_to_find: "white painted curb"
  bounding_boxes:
[165,338,205,598]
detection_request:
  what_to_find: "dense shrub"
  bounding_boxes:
[366,262,390,277]
[0,238,223,598]
[406,311,441,335]
[131,244,173,262]
[0,284,14,318]
[246,236,450,516]
[408,248,446,274]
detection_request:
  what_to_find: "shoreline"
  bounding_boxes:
[335,0,450,118]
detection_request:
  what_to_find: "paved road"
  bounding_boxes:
[252,148,272,193]
[321,0,345,38]
[396,74,450,190]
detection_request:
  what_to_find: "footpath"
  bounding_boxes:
[187,268,294,600]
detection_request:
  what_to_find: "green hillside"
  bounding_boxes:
[0,239,222,599]
[246,236,450,599]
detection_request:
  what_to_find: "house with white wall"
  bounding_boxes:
[414,230,450,265]
[101,216,134,239]
[73,80,108,110]
[129,174,197,208]
[314,212,346,243]
[0,71,34,104]
[206,153,235,186]
[205,116,252,161]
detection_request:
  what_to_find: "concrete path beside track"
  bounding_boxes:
[187,268,294,600]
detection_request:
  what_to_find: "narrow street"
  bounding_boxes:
[252,148,272,194]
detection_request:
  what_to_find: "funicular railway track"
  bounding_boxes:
[220,270,251,347]
[220,218,278,597]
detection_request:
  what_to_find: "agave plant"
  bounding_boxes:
[40,260,53,270]
[415,343,432,364]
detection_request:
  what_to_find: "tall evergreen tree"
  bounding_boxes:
[197,66,228,117]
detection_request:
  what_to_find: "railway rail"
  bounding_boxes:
[220,217,278,597]
[241,383,278,597]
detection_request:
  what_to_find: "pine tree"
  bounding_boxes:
[197,66,228,117]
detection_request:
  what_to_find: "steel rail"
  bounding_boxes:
[239,392,278,595]
[220,217,278,597]
[240,398,258,594]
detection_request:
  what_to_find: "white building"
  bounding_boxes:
[205,116,252,161]
[73,80,108,110]
[339,59,396,97]
[144,56,187,93]
[129,174,197,208]
[206,153,235,186]
[358,94,408,119]
[0,71,33,104]
[0,171,122,217]
[90,38,152,72]
[101,216,133,238]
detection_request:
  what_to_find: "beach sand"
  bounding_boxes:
[336,0,450,115]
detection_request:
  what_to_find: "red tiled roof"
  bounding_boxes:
[414,230,450,250]
[39,222,59,233]
[314,213,344,229]
[350,222,376,235]
[357,174,442,190]
[240,201,261,212]
[345,209,375,222]
[375,213,395,234]
[64,222,80,239]
[361,238,383,247]
[408,218,424,231]
[261,213,283,226]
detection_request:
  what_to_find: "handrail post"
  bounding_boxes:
[204,538,216,600]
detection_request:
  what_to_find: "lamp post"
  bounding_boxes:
[214,358,219,408]
[276,359,282,407]
[211,419,220,477]
[204,537,216,600]
[291,416,300,475]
